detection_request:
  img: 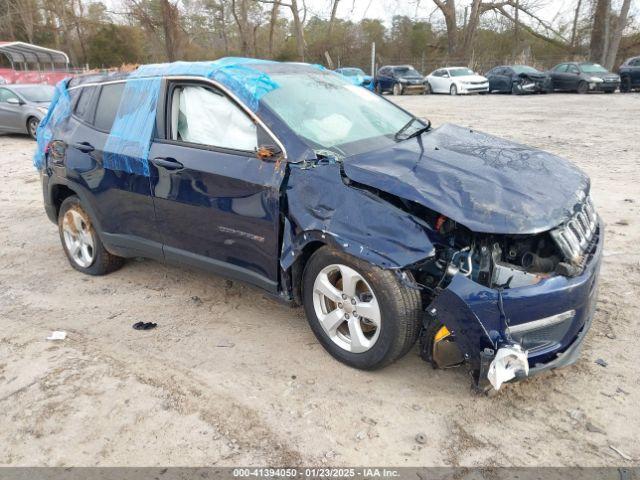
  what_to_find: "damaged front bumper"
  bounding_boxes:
[423,220,603,390]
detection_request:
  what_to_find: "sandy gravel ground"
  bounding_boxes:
[1,93,639,467]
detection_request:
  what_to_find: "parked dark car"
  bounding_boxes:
[374,65,426,95]
[0,84,54,139]
[619,56,640,92]
[548,62,620,93]
[36,59,602,391]
[486,65,551,94]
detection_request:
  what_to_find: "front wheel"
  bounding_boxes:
[392,83,403,96]
[302,247,422,370]
[27,117,39,140]
[577,81,589,94]
[424,82,432,95]
[620,77,631,93]
[511,82,522,95]
[449,83,458,96]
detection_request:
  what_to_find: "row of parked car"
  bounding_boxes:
[335,56,640,95]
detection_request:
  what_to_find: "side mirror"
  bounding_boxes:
[6,97,21,105]
[443,74,449,78]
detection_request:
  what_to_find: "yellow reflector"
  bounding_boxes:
[434,325,451,343]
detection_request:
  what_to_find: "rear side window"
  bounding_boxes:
[94,83,125,132]
[73,86,97,122]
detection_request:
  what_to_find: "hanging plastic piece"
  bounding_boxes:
[33,78,71,170]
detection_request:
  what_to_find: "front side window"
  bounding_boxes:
[554,64,568,72]
[0,88,19,103]
[261,71,420,157]
[568,65,580,74]
[170,85,257,152]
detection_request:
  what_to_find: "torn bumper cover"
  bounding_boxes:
[426,220,603,390]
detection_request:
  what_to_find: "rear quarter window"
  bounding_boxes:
[73,86,97,123]
[94,83,126,132]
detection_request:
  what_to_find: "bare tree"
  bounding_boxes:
[268,0,280,57]
[604,0,632,69]
[257,0,306,60]
[128,0,185,61]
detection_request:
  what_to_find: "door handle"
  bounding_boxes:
[73,142,94,153]
[151,157,184,170]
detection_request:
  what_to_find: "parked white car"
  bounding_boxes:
[425,67,489,95]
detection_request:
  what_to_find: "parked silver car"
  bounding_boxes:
[0,84,54,139]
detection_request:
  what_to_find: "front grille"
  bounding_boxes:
[550,197,597,265]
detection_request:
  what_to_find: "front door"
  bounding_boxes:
[149,80,285,293]
[0,88,23,132]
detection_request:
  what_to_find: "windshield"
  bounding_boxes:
[261,72,422,157]
[340,68,365,77]
[512,65,540,74]
[13,85,54,102]
[449,68,475,77]
[580,63,608,73]
[394,67,421,77]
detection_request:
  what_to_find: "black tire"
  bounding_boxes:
[392,83,403,96]
[577,81,589,94]
[58,196,124,275]
[27,116,39,140]
[449,83,458,96]
[511,82,522,95]
[620,77,631,93]
[302,246,422,370]
[424,82,432,95]
[375,82,382,95]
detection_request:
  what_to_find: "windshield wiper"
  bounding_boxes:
[394,118,431,141]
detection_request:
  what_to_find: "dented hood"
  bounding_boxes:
[342,123,590,234]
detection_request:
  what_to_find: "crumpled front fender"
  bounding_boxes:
[281,162,435,271]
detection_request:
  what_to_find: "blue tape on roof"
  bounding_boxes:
[33,58,281,177]
[33,78,71,170]
[104,57,280,177]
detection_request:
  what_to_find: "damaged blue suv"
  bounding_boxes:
[36,58,602,391]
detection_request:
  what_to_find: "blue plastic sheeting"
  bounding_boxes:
[104,57,280,177]
[103,77,161,177]
[33,78,71,170]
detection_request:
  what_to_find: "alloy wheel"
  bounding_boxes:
[312,263,381,353]
[62,208,95,268]
[450,84,457,96]
[28,118,39,139]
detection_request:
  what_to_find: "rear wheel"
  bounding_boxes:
[58,196,124,275]
[375,82,382,94]
[577,81,589,94]
[449,83,458,96]
[27,116,39,140]
[302,247,422,370]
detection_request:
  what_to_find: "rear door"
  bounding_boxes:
[61,82,163,259]
[148,79,285,292]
